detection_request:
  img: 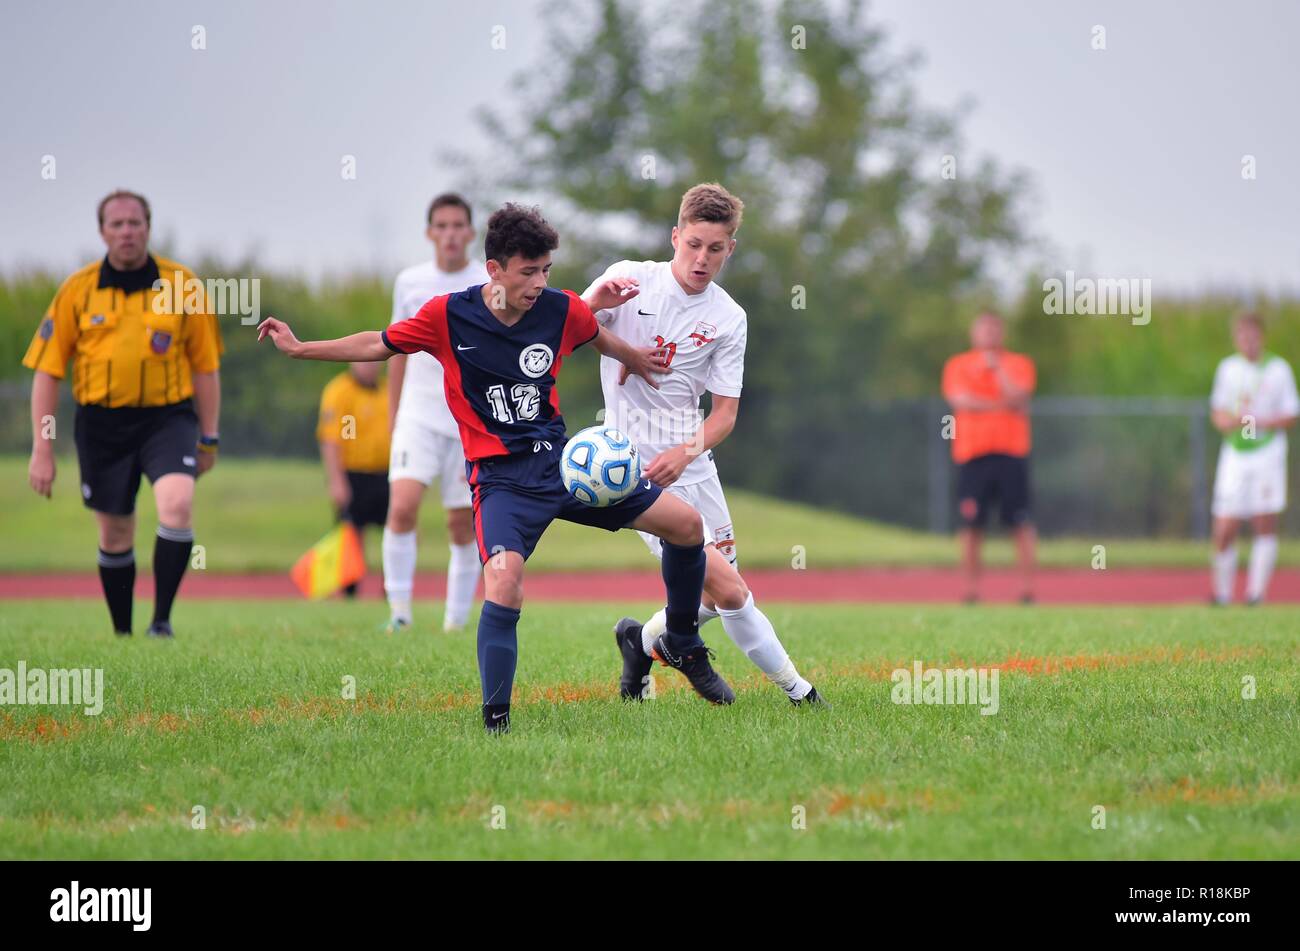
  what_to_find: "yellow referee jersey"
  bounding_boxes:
[22,255,223,408]
[317,371,391,473]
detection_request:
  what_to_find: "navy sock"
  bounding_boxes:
[477,600,521,717]
[661,539,706,653]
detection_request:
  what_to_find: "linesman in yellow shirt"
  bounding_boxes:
[23,190,223,638]
[317,362,391,597]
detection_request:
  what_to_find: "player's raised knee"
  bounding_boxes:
[668,506,704,547]
[710,571,749,611]
[482,551,524,608]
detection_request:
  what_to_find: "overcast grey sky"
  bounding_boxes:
[1,0,1297,293]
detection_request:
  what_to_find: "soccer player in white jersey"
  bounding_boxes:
[584,183,825,706]
[1208,312,1299,605]
[383,194,490,632]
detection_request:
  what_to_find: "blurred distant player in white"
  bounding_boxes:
[383,194,489,632]
[1209,312,1298,605]
[585,183,824,706]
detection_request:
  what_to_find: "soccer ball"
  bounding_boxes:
[560,426,641,507]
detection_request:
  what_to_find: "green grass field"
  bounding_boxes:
[2,599,1297,859]
[4,455,1297,571]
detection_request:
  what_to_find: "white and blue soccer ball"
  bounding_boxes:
[560,426,641,507]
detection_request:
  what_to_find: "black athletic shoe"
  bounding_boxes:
[651,634,735,705]
[614,617,654,701]
[146,620,174,639]
[483,704,511,734]
[114,630,132,638]
[791,685,830,708]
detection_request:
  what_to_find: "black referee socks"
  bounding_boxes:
[97,547,135,635]
[153,525,194,626]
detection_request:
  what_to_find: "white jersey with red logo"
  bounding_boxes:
[391,259,489,437]
[584,259,746,487]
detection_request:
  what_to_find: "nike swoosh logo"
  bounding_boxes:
[491,711,507,720]
[457,344,476,351]
[643,481,653,490]
[637,309,655,316]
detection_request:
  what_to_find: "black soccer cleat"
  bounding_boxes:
[483,703,511,734]
[146,620,174,639]
[614,617,654,701]
[791,685,830,708]
[651,634,735,705]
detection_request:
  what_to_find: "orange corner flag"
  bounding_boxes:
[290,522,367,599]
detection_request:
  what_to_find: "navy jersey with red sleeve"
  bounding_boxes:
[382,285,600,460]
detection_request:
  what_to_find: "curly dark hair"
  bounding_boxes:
[484,203,559,267]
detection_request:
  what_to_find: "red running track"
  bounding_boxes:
[2,568,1298,604]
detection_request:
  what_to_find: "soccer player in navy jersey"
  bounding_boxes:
[258,204,734,732]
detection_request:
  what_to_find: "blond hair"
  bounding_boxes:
[678,182,744,235]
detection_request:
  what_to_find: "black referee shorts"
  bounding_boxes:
[74,399,199,516]
[956,453,1033,530]
[342,470,390,528]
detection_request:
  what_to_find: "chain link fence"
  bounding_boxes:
[4,382,1295,538]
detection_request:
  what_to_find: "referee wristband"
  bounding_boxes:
[198,435,220,454]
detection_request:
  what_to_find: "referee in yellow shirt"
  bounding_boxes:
[23,190,223,638]
[317,361,390,597]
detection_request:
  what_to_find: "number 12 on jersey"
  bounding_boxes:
[486,383,541,423]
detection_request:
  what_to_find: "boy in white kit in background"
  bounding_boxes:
[1209,312,1299,605]
[383,194,489,632]
[585,183,825,706]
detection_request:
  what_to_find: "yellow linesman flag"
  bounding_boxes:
[290,522,367,599]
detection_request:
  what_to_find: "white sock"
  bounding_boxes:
[718,594,811,700]
[445,541,481,629]
[1246,535,1278,602]
[1212,545,1238,604]
[641,609,665,657]
[383,527,418,622]
[640,604,718,657]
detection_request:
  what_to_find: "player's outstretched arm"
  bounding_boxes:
[256,318,391,362]
[591,325,670,391]
[582,276,638,314]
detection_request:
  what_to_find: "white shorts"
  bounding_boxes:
[388,422,472,510]
[1212,442,1288,519]
[638,475,737,566]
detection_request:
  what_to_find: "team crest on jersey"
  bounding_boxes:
[688,321,717,348]
[150,330,173,354]
[38,318,54,339]
[90,314,106,327]
[519,343,554,378]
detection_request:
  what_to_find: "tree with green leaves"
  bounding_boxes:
[464,0,1029,511]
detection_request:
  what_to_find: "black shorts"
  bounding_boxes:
[74,400,199,516]
[956,453,1032,529]
[343,470,390,527]
[467,441,662,564]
